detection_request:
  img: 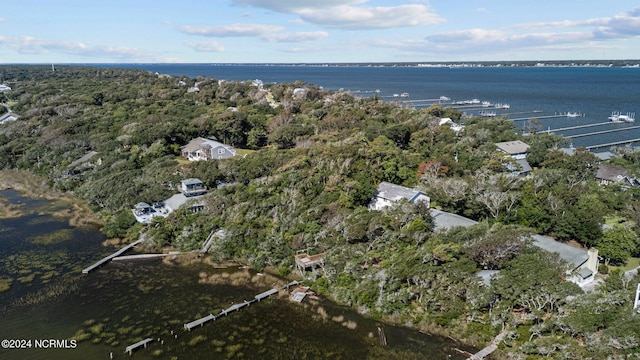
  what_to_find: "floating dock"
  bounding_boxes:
[82,238,145,274]
[124,338,153,355]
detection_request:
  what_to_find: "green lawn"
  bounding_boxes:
[609,257,640,272]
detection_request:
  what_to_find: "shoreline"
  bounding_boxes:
[1,169,483,355]
[0,169,102,228]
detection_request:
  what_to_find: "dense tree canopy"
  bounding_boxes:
[1,65,640,358]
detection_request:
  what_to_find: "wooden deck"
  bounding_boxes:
[184,282,301,331]
[470,330,507,359]
[82,239,145,274]
[184,314,216,331]
[124,338,153,355]
[295,253,325,275]
[112,253,171,261]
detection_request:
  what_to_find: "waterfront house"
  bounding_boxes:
[369,182,430,210]
[180,178,207,197]
[181,137,236,161]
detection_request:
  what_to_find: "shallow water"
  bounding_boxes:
[0,189,475,359]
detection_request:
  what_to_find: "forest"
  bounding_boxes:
[1,65,639,358]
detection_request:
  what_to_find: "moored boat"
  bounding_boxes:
[608,111,635,123]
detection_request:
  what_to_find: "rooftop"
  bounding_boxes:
[531,234,589,267]
[376,181,425,202]
[496,140,530,155]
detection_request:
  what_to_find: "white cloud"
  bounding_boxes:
[297,4,443,29]
[2,35,153,60]
[185,40,226,52]
[231,0,443,30]
[179,24,284,37]
[262,31,328,42]
[180,23,328,43]
[232,0,365,13]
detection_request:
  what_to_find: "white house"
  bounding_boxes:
[369,182,430,210]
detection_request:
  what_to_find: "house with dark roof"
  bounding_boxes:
[181,137,236,161]
[595,164,639,187]
[369,182,430,210]
[180,178,207,197]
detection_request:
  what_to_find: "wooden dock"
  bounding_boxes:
[470,330,507,359]
[255,288,278,301]
[184,314,216,331]
[124,338,153,355]
[543,121,611,133]
[82,238,145,274]
[586,138,640,150]
[200,229,224,254]
[184,281,301,331]
[564,125,640,139]
[112,253,172,261]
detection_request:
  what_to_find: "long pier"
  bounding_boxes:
[585,138,640,150]
[112,253,172,261]
[543,122,612,133]
[82,238,145,274]
[509,114,571,121]
[124,338,153,355]
[564,125,640,139]
[184,281,300,331]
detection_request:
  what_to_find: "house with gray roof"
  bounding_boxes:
[431,209,599,287]
[181,137,236,161]
[369,182,430,210]
[532,234,599,286]
[496,140,530,160]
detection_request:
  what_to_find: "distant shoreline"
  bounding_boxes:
[3,60,640,68]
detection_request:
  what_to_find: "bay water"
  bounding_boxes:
[97,63,640,149]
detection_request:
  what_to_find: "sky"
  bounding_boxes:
[1,0,640,63]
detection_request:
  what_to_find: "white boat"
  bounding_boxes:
[479,110,497,117]
[439,96,450,101]
[482,101,492,107]
[400,92,409,98]
[566,112,581,118]
[494,103,510,109]
[608,111,635,123]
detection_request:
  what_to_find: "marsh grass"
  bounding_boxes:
[29,229,74,245]
[0,277,12,292]
[0,170,102,228]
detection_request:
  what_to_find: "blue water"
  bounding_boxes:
[94,64,640,149]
